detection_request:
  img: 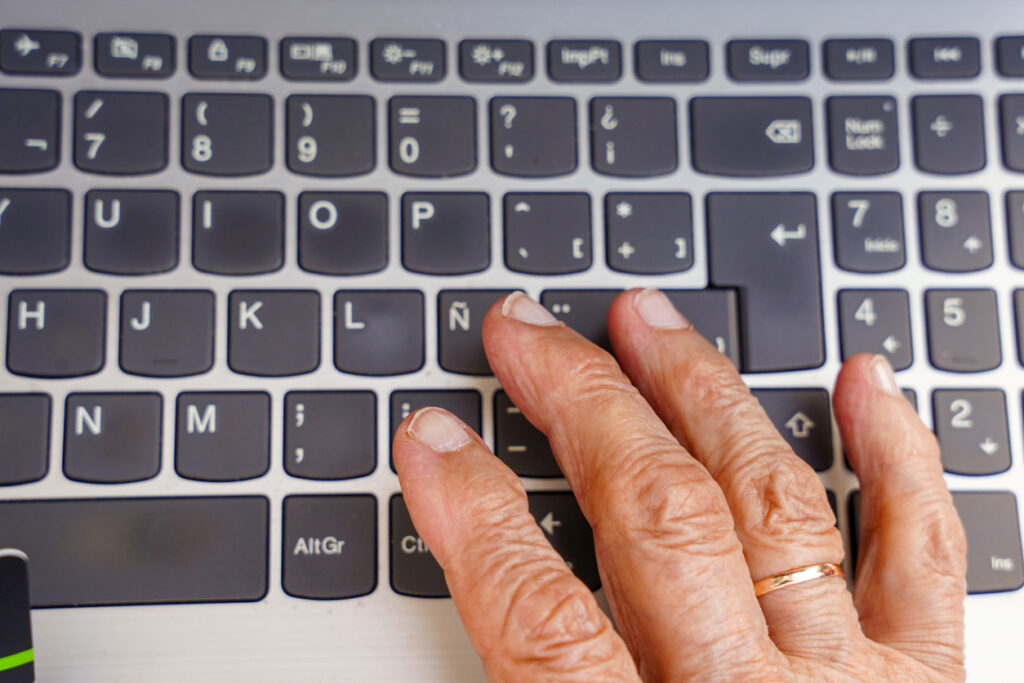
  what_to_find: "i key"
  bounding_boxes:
[75,91,168,174]
[925,289,1001,372]
[229,290,320,376]
[490,97,577,177]
[85,190,178,274]
[176,392,269,482]
[590,97,677,177]
[286,95,375,176]
[7,290,105,378]
[0,189,70,274]
[933,389,1011,475]
[389,96,476,177]
[182,93,273,175]
[0,89,60,172]
[284,392,376,480]
[120,290,215,377]
[193,191,283,274]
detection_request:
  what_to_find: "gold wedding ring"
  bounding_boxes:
[753,563,845,598]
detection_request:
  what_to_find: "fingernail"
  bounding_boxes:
[634,288,691,330]
[407,408,473,452]
[869,354,901,397]
[501,291,560,326]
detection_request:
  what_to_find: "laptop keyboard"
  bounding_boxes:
[1,1,1024,678]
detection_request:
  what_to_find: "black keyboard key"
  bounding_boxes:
[823,39,895,80]
[494,391,560,478]
[176,392,269,482]
[1010,192,1024,269]
[371,38,445,81]
[182,94,272,176]
[389,96,475,177]
[548,40,621,82]
[918,191,992,272]
[634,40,709,82]
[663,289,742,368]
[229,290,320,377]
[933,390,1011,475]
[286,95,375,177]
[120,290,214,377]
[996,36,1024,77]
[542,289,620,351]
[528,492,600,590]
[1016,290,1024,365]
[909,37,980,79]
[0,394,50,485]
[952,492,1024,593]
[691,97,814,177]
[6,290,105,378]
[298,192,387,275]
[95,32,175,78]
[285,392,376,480]
[925,289,1001,372]
[403,193,489,274]
[189,35,266,79]
[390,495,448,597]
[727,39,809,81]
[280,37,356,80]
[334,291,424,376]
[827,96,899,175]
[0,496,268,606]
[831,192,905,273]
[438,290,516,375]
[193,191,283,274]
[0,188,69,274]
[605,193,693,274]
[0,89,60,172]
[707,193,824,372]
[1001,95,1024,172]
[912,95,986,174]
[752,389,833,471]
[459,39,532,82]
[590,97,677,177]
[490,96,577,177]
[838,289,913,370]
[504,193,591,274]
[74,91,168,174]
[85,190,178,274]
[0,30,79,75]
[64,392,162,483]
[389,391,481,470]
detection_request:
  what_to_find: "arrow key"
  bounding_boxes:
[918,191,992,272]
[933,389,1011,475]
[838,289,912,370]
[752,389,833,471]
[528,492,600,590]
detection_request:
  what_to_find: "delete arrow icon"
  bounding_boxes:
[979,438,999,455]
[539,512,562,536]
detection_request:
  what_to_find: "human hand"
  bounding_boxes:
[392,289,966,681]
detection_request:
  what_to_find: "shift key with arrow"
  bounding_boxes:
[528,492,600,590]
[752,389,833,471]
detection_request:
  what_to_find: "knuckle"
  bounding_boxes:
[673,354,752,418]
[917,497,968,583]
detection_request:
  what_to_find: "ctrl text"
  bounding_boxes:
[401,534,431,554]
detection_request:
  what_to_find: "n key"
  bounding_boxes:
[64,393,162,483]
[75,91,168,174]
[7,290,105,378]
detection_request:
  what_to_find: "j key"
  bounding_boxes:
[827,96,899,175]
[823,39,894,80]
[909,37,980,79]
[284,392,376,480]
[229,291,320,376]
[691,97,814,177]
[504,193,591,274]
[85,190,178,274]
[403,193,489,274]
[120,290,214,377]
[74,91,168,174]
[752,389,833,471]
[0,189,69,274]
[925,289,1001,372]
[1000,95,1024,172]
[606,193,693,274]
[193,191,283,274]
[284,495,376,599]
[371,38,445,81]
[280,37,356,81]
[494,391,560,477]
[298,192,387,275]
[0,497,268,606]
[528,493,600,590]
[548,40,621,82]
[189,35,266,79]
[1009,192,1024,269]
[933,389,1011,475]
[918,191,992,272]
[663,289,742,368]
[182,94,273,175]
[490,97,577,177]
[390,96,475,177]
[460,39,533,82]
[390,495,448,597]
[0,89,60,172]
[837,289,913,370]
[64,393,162,483]
[0,394,50,485]
[634,40,709,82]
[590,97,677,177]
[389,390,481,470]
[912,95,985,174]
[951,492,1024,593]
[286,95,375,176]
[707,193,824,372]
[95,33,175,78]
[832,192,905,273]
[542,289,620,351]
[6,290,105,378]
[0,30,79,75]
[438,290,516,375]
[727,39,809,81]
[176,392,269,482]
[996,36,1024,77]
[334,291,424,376]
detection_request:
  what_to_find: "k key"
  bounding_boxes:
[229,290,320,377]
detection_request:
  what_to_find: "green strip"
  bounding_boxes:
[0,649,33,672]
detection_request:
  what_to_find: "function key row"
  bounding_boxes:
[3,29,1024,81]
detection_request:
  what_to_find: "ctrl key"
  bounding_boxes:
[953,491,1024,593]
